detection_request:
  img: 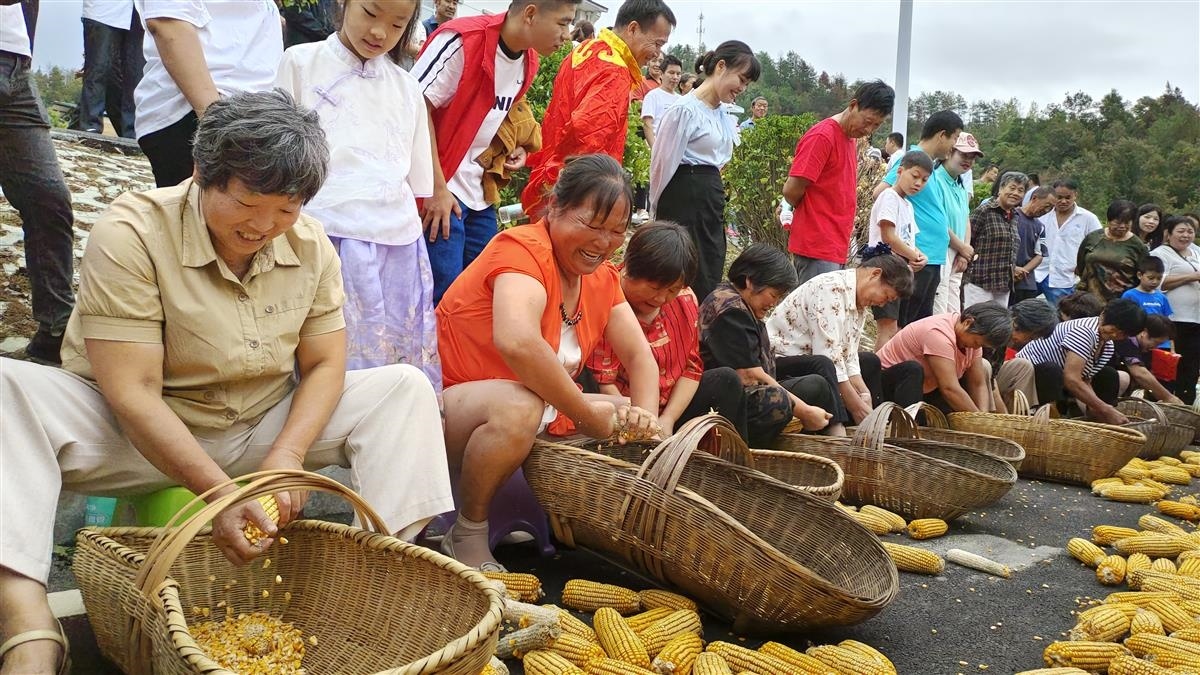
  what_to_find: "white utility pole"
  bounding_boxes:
[697,12,705,54]
[893,0,913,139]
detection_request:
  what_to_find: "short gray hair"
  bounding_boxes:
[192,89,328,203]
[998,171,1029,190]
[962,302,1013,349]
[1011,298,1057,339]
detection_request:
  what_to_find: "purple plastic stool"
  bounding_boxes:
[426,467,556,557]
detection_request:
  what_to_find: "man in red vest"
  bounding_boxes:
[414,0,580,304]
[520,0,676,221]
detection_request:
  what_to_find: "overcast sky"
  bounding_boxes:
[30,0,1200,108]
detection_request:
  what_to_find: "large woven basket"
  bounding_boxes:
[1117,398,1194,459]
[948,406,1147,485]
[1145,400,1200,444]
[776,403,1017,520]
[558,437,844,503]
[525,415,898,634]
[73,470,503,675]
[901,402,1026,470]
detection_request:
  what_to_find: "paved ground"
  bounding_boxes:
[55,453,1199,675]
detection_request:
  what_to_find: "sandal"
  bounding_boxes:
[0,619,71,675]
[439,524,509,573]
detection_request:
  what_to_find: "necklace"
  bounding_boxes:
[559,302,583,327]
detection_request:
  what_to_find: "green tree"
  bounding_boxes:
[723,113,818,250]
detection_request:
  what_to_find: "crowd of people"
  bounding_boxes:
[1,1,1198,672]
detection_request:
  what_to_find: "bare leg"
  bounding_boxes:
[0,569,59,674]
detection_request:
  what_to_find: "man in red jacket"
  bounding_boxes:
[521,0,676,221]
[414,0,579,304]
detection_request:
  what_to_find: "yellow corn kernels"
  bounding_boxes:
[650,633,703,675]
[1144,599,1200,634]
[623,608,674,635]
[881,542,944,575]
[637,589,698,613]
[1138,514,1190,537]
[586,658,659,674]
[1068,538,1108,568]
[859,505,907,532]
[523,649,586,675]
[691,653,733,675]
[562,580,641,615]
[1126,553,1154,583]
[482,571,544,603]
[1069,604,1130,642]
[1115,535,1200,559]
[756,642,833,675]
[191,611,306,673]
[704,642,793,675]
[1158,500,1200,521]
[1124,633,1200,669]
[806,644,891,675]
[906,518,949,540]
[1094,526,1140,546]
[1097,554,1129,586]
[1150,466,1192,485]
[547,632,604,669]
[1107,654,1176,675]
[1130,609,1166,636]
[1101,484,1162,503]
[837,640,896,675]
[850,509,893,536]
[638,610,702,657]
[593,607,651,669]
[1041,641,1131,671]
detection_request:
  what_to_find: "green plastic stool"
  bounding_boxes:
[114,487,208,527]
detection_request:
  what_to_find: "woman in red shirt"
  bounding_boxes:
[587,222,747,438]
[436,155,660,571]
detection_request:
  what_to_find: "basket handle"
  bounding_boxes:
[1121,397,1169,424]
[636,413,754,494]
[1011,389,1032,416]
[903,401,949,429]
[127,470,389,673]
[852,402,919,450]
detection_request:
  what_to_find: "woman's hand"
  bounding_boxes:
[793,400,832,431]
[257,451,308,526]
[615,404,661,443]
[211,498,277,565]
[576,400,618,439]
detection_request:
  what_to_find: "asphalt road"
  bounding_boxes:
[58,457,1199,674]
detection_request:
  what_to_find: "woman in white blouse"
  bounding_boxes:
[649,40,761,304]
[1151,216,1200,404]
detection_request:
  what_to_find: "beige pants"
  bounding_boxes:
[996,358,1037,410]
[963,283,1009,309]
[934,247,963,315]
[0,358,453,583]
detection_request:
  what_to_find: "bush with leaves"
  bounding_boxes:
[723,113,817,249]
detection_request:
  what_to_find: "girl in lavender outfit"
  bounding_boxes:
[275,0,440,387]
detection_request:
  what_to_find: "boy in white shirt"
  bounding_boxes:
[868,149,933,350]
[640,54,681,149]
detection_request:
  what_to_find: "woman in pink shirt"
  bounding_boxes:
[876,303,1012,412]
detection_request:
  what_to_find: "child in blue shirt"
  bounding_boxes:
[1122,256,1172,348]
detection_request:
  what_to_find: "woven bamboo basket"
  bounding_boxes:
[1145,400,1200,444]
[900,402,1026,470]
[524,415,898,634]
[1117,398,1194,459]
[948,406,1147,485]
[73,470,503,675]
[776,403,1017,520]
[557,437,844,503]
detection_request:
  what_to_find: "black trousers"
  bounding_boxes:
[656,165,726,304]
[776,354,849,423]
[138,111,198,187]
[899,264,941,327]
[859,353,925,408]
[1033,362,1120,409]
[676,367,748,440]
[1010,287,1042,305]
[1174,321,1199,405]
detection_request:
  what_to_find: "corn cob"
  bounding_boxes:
[690,653,732,675]
[1159,501,1200,522]
[1135,478,1173,499]
[1070,604,1132,641]
[1041,641,1131,670]
[1180,599,1200,615]
[1184,494,1200,503]
[587,658,659,674]
[1093,477,1127,493]
[563,580,642,615]
[1180,550,1200,563]
[483,572,545,602]
[1159,456,1184,466]
[550,633,607,669]
[553,609,600,644]
[704,642,795,675]
[837,640,896,675]
[509,601,561,628]
[496,622,562,660]
[1102,484,1163,503]
[851,509,893,535]
[483,656,511,675]
[1131,609,1167,636]
[1118,466,1152,481]
[1145,599,1200,634]
[1171,627,1200,643]
[1096,526,1142,546]
[805,645,892,675]
[524,650,586,675]
[593,607,651,669]
[1128,554,1155,584]
[1141,572,1200,601]
[1139,515,1190,538]
[1069,538,1108,568]
[756,642,835,675]
[624,608,674,635]
[946,548,1011,578]
[860,505,907,532]
[906,518,949,540]
[650,633,702,675]
[1116,535,1200,558]
[1107,654,1176,675]
[1150,467,1193,486]
[241,495,279,546]
[1180,463,1200,478]
[1152,558,1178,575]
[1013,669,1090,675]
[834,501,857,512]
[1106,591,1180,608]
[1179,558,1200,579]
[881,542,944,575]
[1094,602,1141,620]
[1098,555,1130,586]
[1123,633,1200,669]
[638,589,698,613]
[639,610,702,657]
